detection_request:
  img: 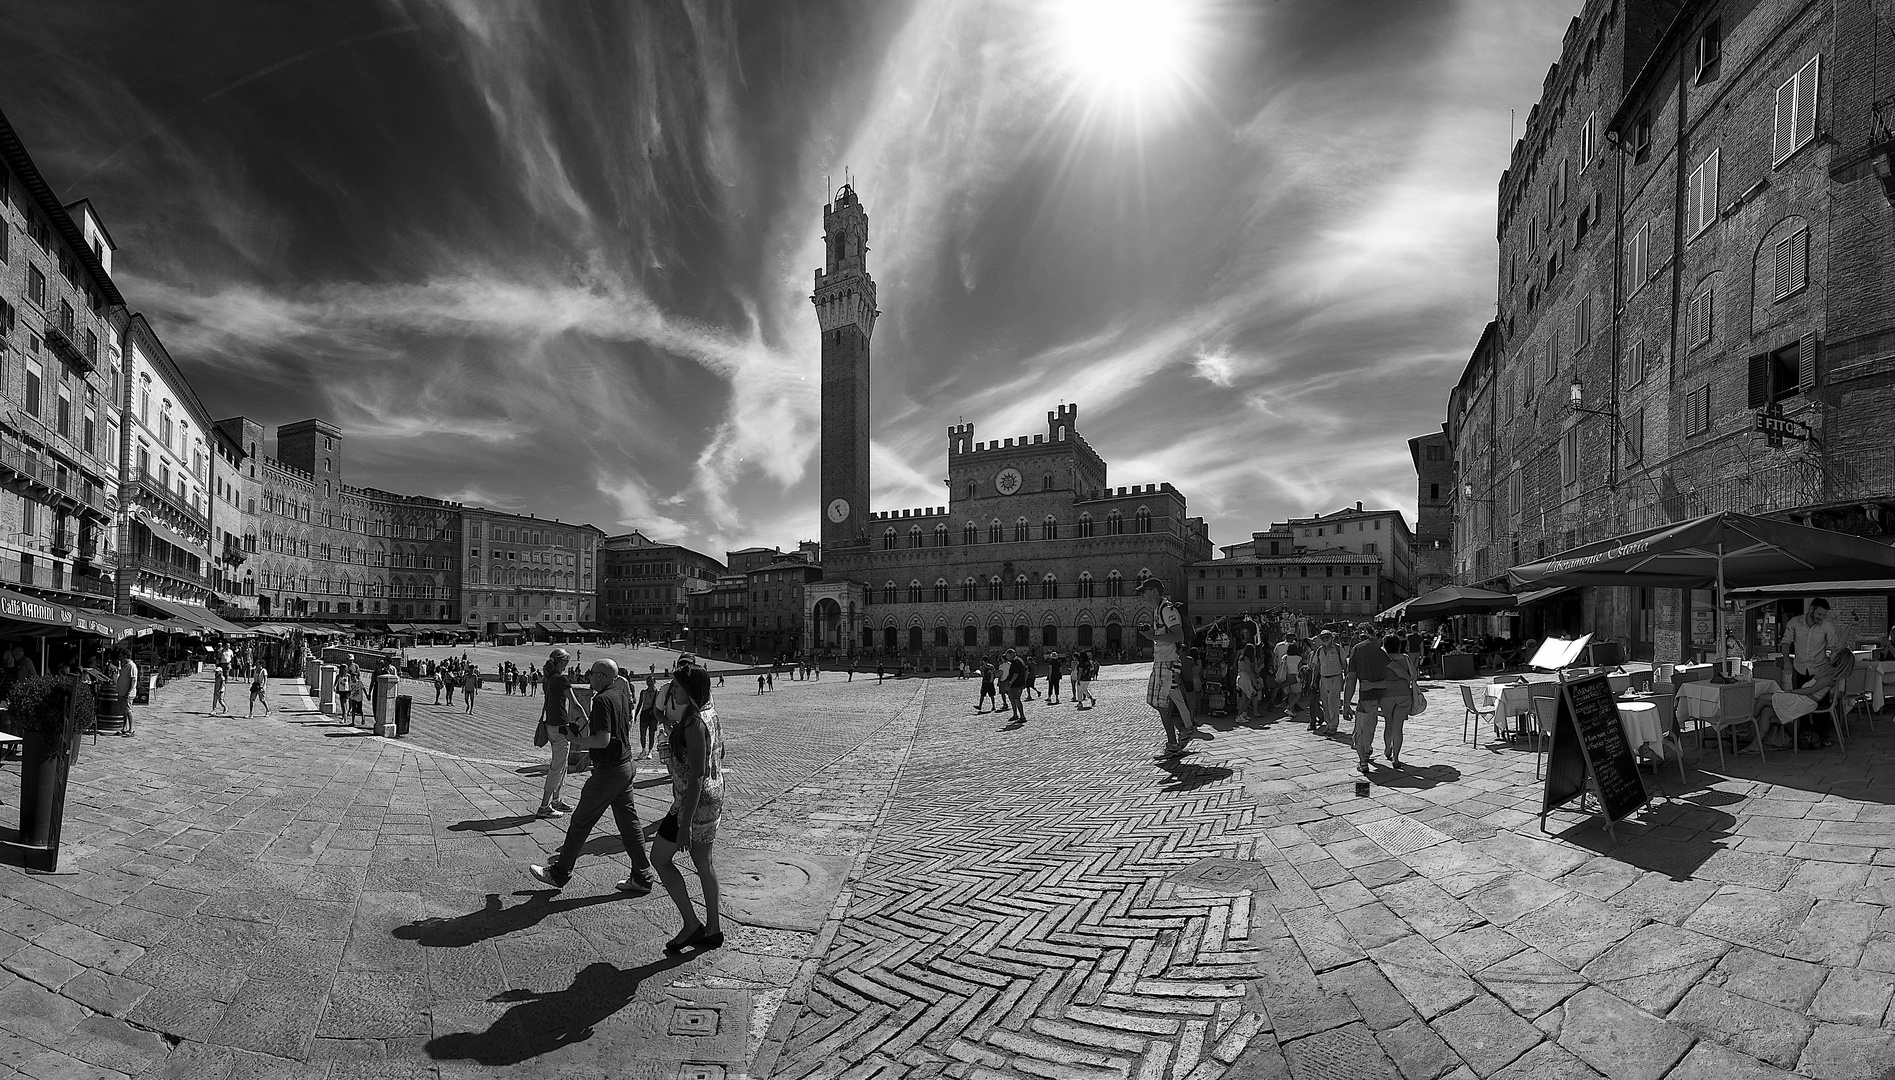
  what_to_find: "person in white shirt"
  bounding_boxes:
[1781,598,1843,691]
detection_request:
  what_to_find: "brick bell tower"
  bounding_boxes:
[812,184,878,553]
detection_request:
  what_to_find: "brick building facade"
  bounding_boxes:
[1408,431,1455,596]
[1450,0,1895,658]
[597,532,723,640]
[461,509,598,637]
[805,186,1215,664]
[0,122,124,613]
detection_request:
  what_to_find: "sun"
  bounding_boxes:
[1044,0,1210,129]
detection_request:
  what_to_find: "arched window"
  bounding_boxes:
[909,579,923,604]
[909,526,922,548]
[1041,574,1058,599]
[1014,625,1030,647]
[933,625,949,647]
[1108,510,1124,535]
[962,577,977,601]
[883,527,897,550]
[964,625,979,647]
[884,626,899,649]
[1079,512,1093,538]
[935,523,949,547]
[1077,624,1094,646]
[989,520,1004,544]
[1135,507,1153,533]
[1042,473,1054,491]
[966,480,977,501]
[1014,574,1029,600]
[934,579,949,603]
[988,624,1004,647]
[883,581,897,605]
[1079,571,1095,598]
[1042,623,1059,646]
[1043,515,1058,540]
[1137,568,1153,592]
[908,626,923,652]
[1107,570,1124,597]
[1015,517,1029,542]
[988,576,1004,601]
[963,523,979,545]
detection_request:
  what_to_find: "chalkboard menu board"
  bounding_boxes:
[1540,673,1647,839]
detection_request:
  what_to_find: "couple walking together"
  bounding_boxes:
[531,650,726,954]
[1309,629,1421,772]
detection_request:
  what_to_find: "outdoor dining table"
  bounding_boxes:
[1615,699,1666,757]
[1866,661,1895,712]
[1675,678,1782,722]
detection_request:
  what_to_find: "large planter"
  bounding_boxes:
[2,677,90,872]
[18,726,71,847]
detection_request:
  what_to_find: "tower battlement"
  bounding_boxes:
[870,506,949,523]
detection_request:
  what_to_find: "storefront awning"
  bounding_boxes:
[1516,586,1577,606]
[133,515,207,558]
[137,596,257,636]
[0,587,113,637]
[557,622,583,633]
[248,623,298,638]
[1728,579,1895,596]
[503,622,525,632]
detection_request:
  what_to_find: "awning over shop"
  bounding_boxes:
[0,587,112,637]
[1516,586,1577,606]
[132,515,206,558]
[555,622,582,634]
[385,623,412,634]
[1728,579,1895,597]
[248,623,298,638]
[137,596,257,636]
[502,622,525,632]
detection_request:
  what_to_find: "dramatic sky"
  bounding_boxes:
[0,1,1575,557]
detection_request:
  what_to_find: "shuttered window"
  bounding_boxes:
[1625,340,1645,387]
[1773,229,1809,299]
[1574,295,1591,348]
[1773,56,1820,164]
[1547,330,1561,380]
[1688,289,1714,347]
[1797,335,1818,393]
[1687,149,1719,236]
[1579,111,1596,169]
[1626,223,1650,292]
[1561,428,1581,487]
[1625,409,1644,462]
[1688,384,1712,434]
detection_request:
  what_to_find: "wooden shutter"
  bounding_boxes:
[1687,161,1704,234]
[1775,72,1797,160]
[1795,56,1820,150]
[1798,335,1817,393]
[1789,230,1808,294]
[1747,353,1770,408]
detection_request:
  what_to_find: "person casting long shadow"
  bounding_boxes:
[425,957,688,1066]
[649,663,726,953]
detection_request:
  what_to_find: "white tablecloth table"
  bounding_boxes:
[1675,679,1780,723]
[1616,701,1665,758]
[1868,661,1895,711]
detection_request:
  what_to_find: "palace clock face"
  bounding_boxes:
[826,498,851,523]
[995,468,1023,496]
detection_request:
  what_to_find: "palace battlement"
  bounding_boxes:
[1077,483,1179,503]
[948,404,1094,460]
[871,506,949,522]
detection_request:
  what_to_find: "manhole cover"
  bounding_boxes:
[1356,817,1451,857]
[669,1007,720,1037]
[1168,857,1269,891]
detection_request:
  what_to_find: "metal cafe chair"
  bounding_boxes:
[1683,680,1760,767]
[1528,696,1557,780]
[1459,684,1494,746]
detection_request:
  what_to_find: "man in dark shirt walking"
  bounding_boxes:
[530,658,654,894]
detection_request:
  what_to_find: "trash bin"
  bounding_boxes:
[373,674,399,735]
[394,694,412,736]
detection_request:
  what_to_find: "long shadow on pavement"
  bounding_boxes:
[425,956,691,1066]
[1154,751,1234,793]
[450,815,542,833]
[394,890,629,948]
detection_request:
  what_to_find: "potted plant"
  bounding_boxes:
[6,675,93,850]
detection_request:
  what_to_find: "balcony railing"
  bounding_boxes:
[127,551,211,590]
[41,324,93,373]
[49,529,73,556]
[0,557,113,600]
[0,432,112,518]
[129,467,211,533]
